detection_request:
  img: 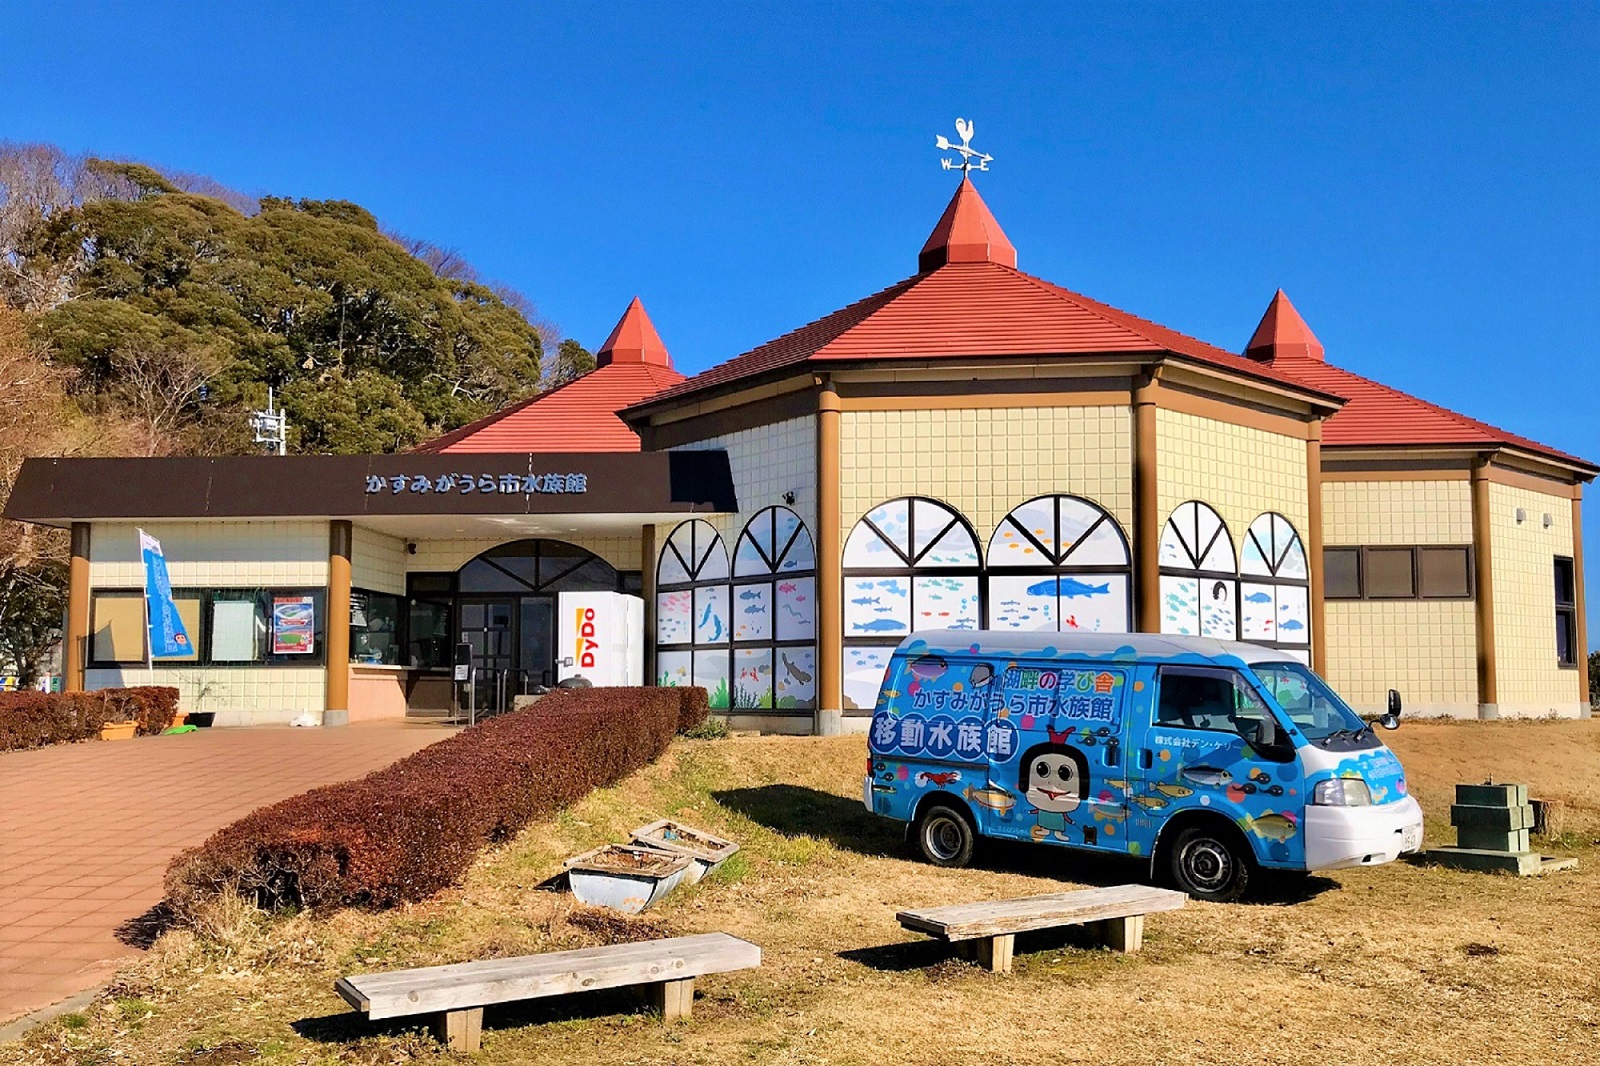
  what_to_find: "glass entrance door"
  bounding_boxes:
[520,597,555,690]
[459,598,515,715]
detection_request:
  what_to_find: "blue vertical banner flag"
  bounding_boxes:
[138,529,193,659]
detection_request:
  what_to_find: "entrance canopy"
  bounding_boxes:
[4,451,738,537]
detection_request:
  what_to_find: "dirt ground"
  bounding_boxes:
[7,718,1599,1066]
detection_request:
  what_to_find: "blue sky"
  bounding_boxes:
[2,2,1597,639]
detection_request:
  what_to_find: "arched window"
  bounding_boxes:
[655,519,731,708]
[842,497,981,711]
[987,494,1131,633]
[1240,512,1310,660]
[731,507,816,710]
[1159,501,1238,640]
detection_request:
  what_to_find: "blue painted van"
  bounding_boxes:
[863,631,1423,901]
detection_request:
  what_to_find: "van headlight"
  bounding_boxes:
[1312,778,1372,807]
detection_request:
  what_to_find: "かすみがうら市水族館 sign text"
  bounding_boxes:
[364,472,589,496]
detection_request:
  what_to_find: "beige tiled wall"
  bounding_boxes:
[352,525,407,595]
[86,520,332,725]
[1321,479,1478,715]
[1488,482,1581,715]
[840,407,1132,546]
[1324,601,1478,715]
[1155,409,1307,541]
[1323,479,1473,545]
[85,665,325,726]
[671,415,818,547]
[88,520,328,588]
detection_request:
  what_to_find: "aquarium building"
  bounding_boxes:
[6,178,1593,729]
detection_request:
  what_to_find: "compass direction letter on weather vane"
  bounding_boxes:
[934,117,993,174]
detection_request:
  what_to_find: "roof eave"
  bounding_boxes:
[1323,441,1597,482]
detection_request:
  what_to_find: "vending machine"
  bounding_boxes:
[555,592,644,686]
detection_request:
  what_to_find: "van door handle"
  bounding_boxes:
[1138,749,1153,770]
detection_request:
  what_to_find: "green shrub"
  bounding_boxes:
[164,686,706,916]
[683,715,729,740]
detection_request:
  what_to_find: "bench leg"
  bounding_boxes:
[651,977,695,1022]
[955,935,1014,974]
[431,1007,483,1052]
[1090,915,1145,953]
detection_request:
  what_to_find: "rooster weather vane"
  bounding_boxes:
[935,117,992,174]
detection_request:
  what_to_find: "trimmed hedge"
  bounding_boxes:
[0,686,181,751]
[165,686,708,916]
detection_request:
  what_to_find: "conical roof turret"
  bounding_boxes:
[918,176,1017,272]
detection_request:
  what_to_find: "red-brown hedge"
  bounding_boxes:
[164,686,707,916]
[0,686,181,751]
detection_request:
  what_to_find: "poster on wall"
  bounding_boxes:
[271,596,316,654]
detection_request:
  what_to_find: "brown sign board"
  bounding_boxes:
[3,451,738,524]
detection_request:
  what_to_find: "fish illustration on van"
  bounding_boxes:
[916,770,962,787]
[1153,783,1195,798]
[964,785,1015,814]
[1242,812,1298,842]
[1130,794,1170,811]
[1181,767,1233,788]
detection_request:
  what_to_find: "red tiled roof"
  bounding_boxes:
[414,362,686,453]
[1247,292,1595,472]
[635,260,1341,409]
[415,297,684,454]
[634,179,1340,411]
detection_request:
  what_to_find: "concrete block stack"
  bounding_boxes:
[1426,783,1578,875]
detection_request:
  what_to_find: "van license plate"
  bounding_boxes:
[1400,825,1421,853]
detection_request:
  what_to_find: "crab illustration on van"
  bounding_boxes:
[863,631,1422,902]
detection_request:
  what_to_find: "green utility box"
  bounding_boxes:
[1424,782,1577,876]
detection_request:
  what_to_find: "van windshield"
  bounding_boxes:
[1251,662,1369,743]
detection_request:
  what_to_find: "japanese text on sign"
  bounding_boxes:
[363,473,589,496]
[870,711,1015,763]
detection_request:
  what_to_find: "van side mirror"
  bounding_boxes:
[1377,689,1403,731]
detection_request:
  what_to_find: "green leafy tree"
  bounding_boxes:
[548,338,596,388]
[12,167,547,453]
[0,560,65,684]
[1590,650,1599,709]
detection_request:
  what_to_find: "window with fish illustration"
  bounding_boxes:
[1239,512,1310,660]
[842,497,982,711]
[655,519,733,708]
[1158,501,1238,640]
[987,495,1132,633]
[730,507,816,710]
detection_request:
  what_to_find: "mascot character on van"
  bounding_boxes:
[1019,742,1091,842]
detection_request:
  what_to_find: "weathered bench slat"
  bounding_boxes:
[336,932,759,1020]
[897,885,1185,941]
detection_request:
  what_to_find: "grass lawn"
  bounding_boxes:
[10,719,1600,1065]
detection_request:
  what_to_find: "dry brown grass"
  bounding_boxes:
[8,719,1600,1066]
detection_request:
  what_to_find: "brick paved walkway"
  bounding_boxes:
[0,721,453,1023]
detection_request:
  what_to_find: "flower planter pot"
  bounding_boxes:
[99,721,137,742]
[562,844,693,914]
[629,820,739,885]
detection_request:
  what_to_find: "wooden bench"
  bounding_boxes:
[335,932,761,1052]
[896,884,1186,974]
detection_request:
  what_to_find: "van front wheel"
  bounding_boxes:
[1167,825,1251,902]
[916,804,975,868]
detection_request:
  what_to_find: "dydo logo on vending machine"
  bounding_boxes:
[572,605,602,671]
